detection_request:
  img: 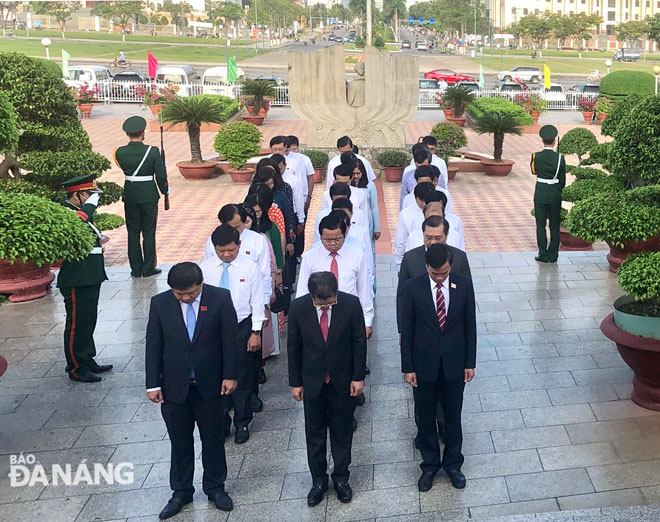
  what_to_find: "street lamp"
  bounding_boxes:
[41,38,51,60]
[653,65,660,95]
[605,59,612,75]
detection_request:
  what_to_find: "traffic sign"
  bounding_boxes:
[408,16,413,23]
[419,17,424,23]
[429,18,435,24]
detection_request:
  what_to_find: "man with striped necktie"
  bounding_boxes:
[400,243,477,494]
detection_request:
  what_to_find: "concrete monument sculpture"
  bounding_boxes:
[288,45,419,149]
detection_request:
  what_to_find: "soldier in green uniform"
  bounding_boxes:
[58,175,113,383]
[114,116,169,278]
[531,125,566,263]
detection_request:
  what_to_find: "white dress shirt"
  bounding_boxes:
[200,254,266,330]
[325,152,377,190]
[402,186,453,214]
[283,167,306,223]
[321,185,368,216]
[313,206,369,243]
[430,276,450,315]
[406,211,465,252]
[288,150,315,199]
[395,204,423,266]
[315,305,333,326]
[204,228,271,305]
[297,243,374,327]
[408,155,448,188]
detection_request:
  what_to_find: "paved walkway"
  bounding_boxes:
[2,252,660,521]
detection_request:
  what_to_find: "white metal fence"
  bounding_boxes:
[92,81,595,111]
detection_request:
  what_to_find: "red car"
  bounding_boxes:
[424,69,475,85]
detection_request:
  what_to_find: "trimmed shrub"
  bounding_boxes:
[581,142,612,167]
[558,128,598,164]
[213,121,263,169]
[191,94,240,122]
[97,181,123,206]
[302,149,329,169]
[94,213,126,232]
[430,122,468,163]
[18,122,92,154]
[599,70,655,100]
[377,149,409,167]
[562,177,624,202]
[601,94,649,137]
[466,97,534,125]
[0,89,18,154]
[565,166,609,180]
[0,179,58,200]
[618,252,660,305]
[21,151,111,190]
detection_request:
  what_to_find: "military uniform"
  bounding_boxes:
[57,175,111,382]
[531,125,566,263]
[114,116,168,277]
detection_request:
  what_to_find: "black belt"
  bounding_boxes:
[190,378,197,386]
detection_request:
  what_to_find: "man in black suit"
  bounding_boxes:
[400,243,477,493]
[146,262,240,519]
[288,271,367,507]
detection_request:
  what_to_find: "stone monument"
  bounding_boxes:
[288,45,419,149]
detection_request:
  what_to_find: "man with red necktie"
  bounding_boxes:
[400,243,477,494]
[287,271,367,508]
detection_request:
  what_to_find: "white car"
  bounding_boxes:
[416,41,427,51]
[497,66,542,84]
[543,83,566,107]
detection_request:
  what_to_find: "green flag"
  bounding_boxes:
[61,49,70,77]
[227,56,237,83]
[478,63,484,88]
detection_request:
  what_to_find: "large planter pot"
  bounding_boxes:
[447,166,459,182]
[560,226,593,251]
[0,354,7,378]
[242,114,265,126]
[383,166,404,182]
[443,108,455,119]
[176,161,217,180]
[581,111,594,125]
[446,116,466,127]
[78,103,94,118]
[0,259,55,303]
[601,307,660,411]
[313,167,324,184]
[216,160,232,174]
[229,168,255,184]
[149,104,164,118]
[530,110,540,125]
[605,234,660,273]
[481,159,514,177]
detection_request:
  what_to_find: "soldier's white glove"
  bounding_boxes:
[87,193,100,207]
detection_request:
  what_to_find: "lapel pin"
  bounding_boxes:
[450,283,457,289]
[200,306,208,312]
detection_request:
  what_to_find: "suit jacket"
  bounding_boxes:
[287,291,367,401]
[145,284,239,404]
[400,272,476,383]
[396,245,471,332]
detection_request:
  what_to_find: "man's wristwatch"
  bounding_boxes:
[251,330,261,335]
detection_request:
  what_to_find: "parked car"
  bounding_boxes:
[346,36,355,43]
[497,66,542,83]
[64,65,113,91]
[569,83,600,95]
[456,81,480,92]
[424,68,475,85]
[614,48,640,62]
[254,75,288,86]
[202,66,246,97]
[419,78,440,105]
[419,79,440,90]
[155,65,202,96]
[544,83,566,106]
[111,71,152,100]
[495,81,524,100]
[401,40,411,49]
[416,41,427,51]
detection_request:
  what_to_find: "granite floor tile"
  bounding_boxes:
[0,427,83,454]
[109,439,184,465]
[532,356,598,373]
[587,459,660,491]
[463,449,543,479]
[612,435,660,463]
[505,469,595,502]
[476,359,537,378]
[226,497,327,522]
[377,509,468,522]
[566,419,644,445]
[0,409,55,433]
[491,426,571,453]
[463,376,511,395]
[355,400,409,422]
[351,439,413,467]
[519,330,580,345]
[74,421,168,448]
[522,404,596,427]
[495,345,560,361]
[479,390,551,412]
[555,341,617,357]
[0,496,89,522]
[463,410,525,433]
[469,499,560,519]
[238,449,309,478]
[463,431,495,456]
[419,476,510,511]
[548,385,619,407]
[571,367,634,386]
[557,488,645,512]
[224,475,285,505]
[507,372,576,392]
[486,321,544,335]
[372,461,421,489]
[142,456,244,487]
[538,442,620,471]
[43,404,139,429]
[591,353,627,369]
[371,418,418,442]
[78,486,185,519]
[326,486,420,522]
[589,400,659,422]
[224,429,292,457]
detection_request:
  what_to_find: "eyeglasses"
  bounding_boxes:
[321,237,344,244]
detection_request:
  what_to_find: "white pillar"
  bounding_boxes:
[366,0,372,46]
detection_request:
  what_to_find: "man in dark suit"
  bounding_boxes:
[288,271,367,507]
[145,262,240,519]
[400,243,477,493]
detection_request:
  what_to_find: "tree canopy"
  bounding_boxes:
[615,20,649,46]
[33,1,78,39]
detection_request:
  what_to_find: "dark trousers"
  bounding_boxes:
[283,252,297,291]
[303,381,356,484]
[534,199,561,262]
[413,361,465,474]
[124,200,158,275]
[61,284,101,377]
[161,385,227,498]
[224,317,254,430]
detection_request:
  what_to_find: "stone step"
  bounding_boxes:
[468,504,660,522]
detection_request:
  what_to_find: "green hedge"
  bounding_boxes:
[601,94,649,137]
[599,71,655,100]
[562,177,624,203]
[565,166,609,180]
[466,97,534,125]
[94,212,125,232]
[21,151,111,190]
[18,122,91,154]
[0,179,58,200]
[193,94,240,122]
[618,252,660,303]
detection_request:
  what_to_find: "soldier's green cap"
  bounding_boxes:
[539,125,558,140]
[62,174,103,194]
[122,115,147,133]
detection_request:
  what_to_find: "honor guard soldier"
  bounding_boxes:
[114,116,169,278]
[531,125,566,263]
[58,175,112,383]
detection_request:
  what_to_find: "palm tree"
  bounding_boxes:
[442,86,475,117]
[241,79,276,115]
[473,112,522,162]
[161,96,228,163]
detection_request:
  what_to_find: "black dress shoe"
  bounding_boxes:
[534,256,549,263]
[159,496,192,519]
[251,395,263,413]
[89,360,113,373]
[130,271,141,278]
[142,268,163,278]
[446,469,466,489]
[69,370,102,383]
[352,417,357,432]
[234,426,249,444]
[364,366,371,375]
[208,490,233,511]
[355,392,366,406]
[418,471,435,492]
[307,483,328,506]
[334,481,353,503]
[258,367,267,384]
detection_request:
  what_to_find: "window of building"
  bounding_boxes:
[570,10,574,14]
[582,0,586,4]
[635,13,639,19]
[636,0,640,6]
[608,0,616,7]
[607,11,616,20]
[557,9,562,14]
[570,0,574,3]
[606,24,615,35]
[512,7,516,13]
[647,0,650,8]
[523,8,528,14]
[535,8,540,14]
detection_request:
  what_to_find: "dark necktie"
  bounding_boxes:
[436,286,446,331]
[320,307,330,383]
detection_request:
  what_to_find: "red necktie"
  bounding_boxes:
[330,252,339,281]
[320,307,330,383]
[436,286,446,331]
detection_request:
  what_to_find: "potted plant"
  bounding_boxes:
[435,93,454,119]
[161,95,229,180]
[0,192,96,302]
[513,93,547,125]
[442,85,475,126]
[240,79,276,125]
[70,82,99,118]
[474,112,522,176]
[303,149,330,183]
[136,83,179,118]
[214,120,263,184]
[377,149,409,182]
[601,252,660,410]
[578,98,596,124]
[595,96,612,123]
[559,128,598,167]
[430,122,468,182]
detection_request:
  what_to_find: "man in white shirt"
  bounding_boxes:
[401,140,448,209]
[395,182,436,266]
[331,200,374,289]
[200,224,265,445]
[315,183,369,240]
[400,145,431,210]
[407,197,465,252]
[297,212,374,339]
[325,136,376,190]
[204,205,271,327]
[270,138,306,227]
[321,162,368,216]
[287,135,316,213]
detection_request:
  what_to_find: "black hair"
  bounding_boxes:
[340,151,356,164]
[422,215,450,234]
[329,182,351,199]
[415,165,438,181]
[333,162,354,179]
[425,243,452,268]
[168,262,203,290]
[253,167,283,191]
[218,204,248,224]
[318,212,347,237]
[244,192,273,233]
[287,135,300,147]
[271,153,286,168]
[411,142,429,155]
[422,136,438,147]
[353,157,369,188]
[542,138,555,146]
[211,223,240,247]
[328,209,351,228]
[248,183,274,211]
[337,136,352,149]
[308,271,338,300]
[352,144,359,154]
[331,197,353,213]
[269,135,287,147]
[414,181,435,201]
[424,191,447,208]
[413,147,432,165]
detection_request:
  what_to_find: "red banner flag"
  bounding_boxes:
[147,52,158,79]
